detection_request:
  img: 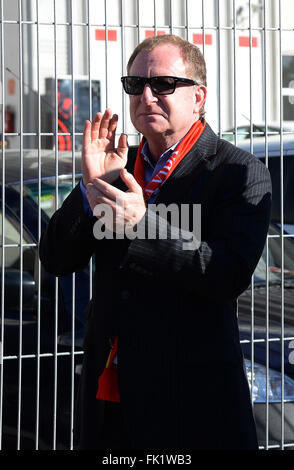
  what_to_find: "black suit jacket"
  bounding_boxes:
[39,122,272,450]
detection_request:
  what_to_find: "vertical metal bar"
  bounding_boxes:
[125,0,139,145]
[87,0,93,300]
[104,0,109,108]
[184,0,189,40]
[153,0,157,36]
[120,0,126,133]
[263,1,268,157]
[136,0,141,45]
[135,0,141,145]
[17,0,24,450]
[278,0,285,450]
[232,0,237,146]
[0,0,5,450]
[248,0,253,156]
[35,0,41,450]
[69,0,76,449]
[201,0,205,58]
[52,0,59,450]
[248,0,256,414]
[263,0,270,450]
[169,0,173,35]
[87,0,92,122]
[265,230,269,449]
[216,0,221,136]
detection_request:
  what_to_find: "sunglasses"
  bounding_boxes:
[121,75,198,95]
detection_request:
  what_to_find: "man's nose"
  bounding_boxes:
[140,84,158,104]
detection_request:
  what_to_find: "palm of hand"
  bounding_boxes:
[86,136,127,184]
[82,110,128,185]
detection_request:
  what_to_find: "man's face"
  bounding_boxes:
[128,44,206,146]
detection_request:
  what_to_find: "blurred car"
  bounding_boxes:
[222,122,294,143]
[237,134,294,449]
[0,149,89,449]
[238,133,294,236]
[238,223,294,449]
[1,141,294,449]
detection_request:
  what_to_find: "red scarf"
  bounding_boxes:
[96,337,120,402]
[134,119,206,201]
[96,119,206,402]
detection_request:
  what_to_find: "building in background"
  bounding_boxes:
[0,0,294,150]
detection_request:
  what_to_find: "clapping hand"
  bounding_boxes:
[86,169,146,234]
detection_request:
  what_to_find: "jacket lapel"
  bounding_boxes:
[155,122,219,204]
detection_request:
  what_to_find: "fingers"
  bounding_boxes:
[88,178,123,202]
[98,108,114,140]
[87,170,146,232]
[90,170,143,201]
[88,167,143,200]
[83,115,101,153]
[120,168,143,195]
[83,120,92,148]
[91,113,102,141]
[107,114,118,144]
[117,133,128,159]
[87,109,119,144]
[86,183,116,212]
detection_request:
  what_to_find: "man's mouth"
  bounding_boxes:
[139,111,164,117]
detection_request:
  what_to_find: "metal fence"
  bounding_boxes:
[0,0,294,450]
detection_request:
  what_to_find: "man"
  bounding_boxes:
[39,34,271,450]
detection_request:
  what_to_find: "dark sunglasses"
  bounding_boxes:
[121,75,198,95]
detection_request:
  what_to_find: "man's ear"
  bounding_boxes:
[193,85,207,114]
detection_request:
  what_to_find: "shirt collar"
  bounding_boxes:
[141,139,181,169]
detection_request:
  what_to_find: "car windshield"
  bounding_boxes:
[222,125,284,142]
[254,223,294,286]
[12,176,78,219]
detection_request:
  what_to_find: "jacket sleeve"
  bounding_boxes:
[39,182,97,277]
[122,157,272,300]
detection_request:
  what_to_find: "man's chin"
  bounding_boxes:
[135,120,168,138]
